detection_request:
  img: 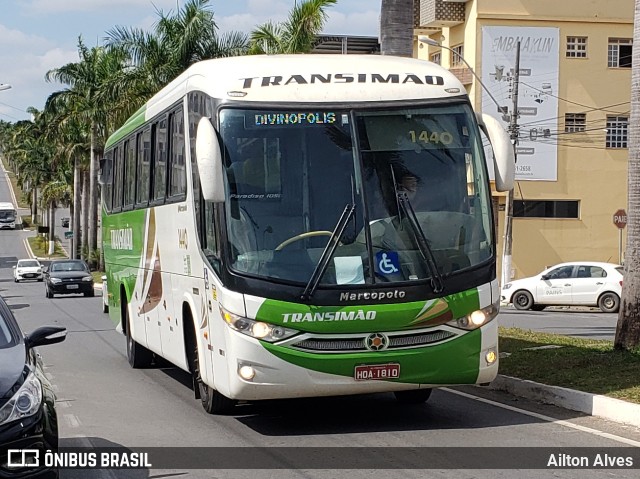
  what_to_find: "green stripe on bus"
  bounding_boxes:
[254,288,480,333]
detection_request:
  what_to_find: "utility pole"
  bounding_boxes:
[501,41,520,287]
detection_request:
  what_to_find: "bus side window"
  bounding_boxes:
[136,128,151,206]
[103,150,114,212]
[123,138,137,209]
[113,146,124,210]
[153,116,168,203]
[169,106,186,198]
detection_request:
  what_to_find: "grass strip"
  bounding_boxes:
[499,327,640,404]
[27,236,67,259]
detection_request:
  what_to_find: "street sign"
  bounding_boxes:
[613,209,627,229]
[64,231,73,239]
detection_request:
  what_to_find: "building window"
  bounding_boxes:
[566,36,587,58]
[513,200,579,219]
[451,45,464,67]
[608,38,632,68]
[606,116,628,148]
[565,113,586,133]
[430,51,441,65]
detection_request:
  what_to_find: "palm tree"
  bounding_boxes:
[379,0,414,57]
[249,0,337,54]
[46,39,128,267]
[106,0,248,98]
[615,0,640,350]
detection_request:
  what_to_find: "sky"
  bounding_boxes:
[0,0,382,122]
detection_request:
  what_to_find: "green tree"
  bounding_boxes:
[106,0,248,98]
[46,39,129,267]
[615,0,640,350]
[379,0,414,57]
[249,0,337,54]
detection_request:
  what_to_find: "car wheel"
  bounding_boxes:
[513,290,534,310]
[84,290,95,298]
[38,278,44,282]
[46,287,53,299]
[598,292,620,313]
[394,389,433,404]
[14,278,18,283]
[124,298,153,368]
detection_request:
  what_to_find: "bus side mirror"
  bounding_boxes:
[477,113,515,192]
[98,157,112,186]
[195,117,225,203]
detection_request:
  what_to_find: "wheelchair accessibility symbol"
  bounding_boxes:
[375,251,400,276]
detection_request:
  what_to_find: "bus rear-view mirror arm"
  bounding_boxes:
[195,117,225,203]
[476,113,515,192]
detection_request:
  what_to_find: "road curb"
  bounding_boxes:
[488,375,640,428]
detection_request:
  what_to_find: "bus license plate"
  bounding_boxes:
[66,284,79,289]
[354,363,400,381]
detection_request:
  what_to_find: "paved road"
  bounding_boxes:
[498,306,618,340]
[2,245,640,478]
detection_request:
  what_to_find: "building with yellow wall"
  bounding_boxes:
[414,0,633,281]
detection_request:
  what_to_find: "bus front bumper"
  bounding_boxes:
[214,321,499,401]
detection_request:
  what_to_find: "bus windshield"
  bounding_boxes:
[219,104,493,286]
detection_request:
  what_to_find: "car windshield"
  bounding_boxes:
[18,260,39,268]
[51,261,88,272]
[218,104,493,286]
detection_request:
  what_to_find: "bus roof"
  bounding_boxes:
[107,54,467,148]
[0,202,15,210]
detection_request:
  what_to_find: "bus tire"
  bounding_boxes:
[192,344,236,415]
[124,296,153,368]
[394,388,432,404]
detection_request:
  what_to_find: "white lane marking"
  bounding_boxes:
[64,414,82,428]
[443,388,640,447]
[23,238,35,259]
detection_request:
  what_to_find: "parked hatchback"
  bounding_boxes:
[44,259,95,298]
[501,262,623,313]
[0,294,66,478]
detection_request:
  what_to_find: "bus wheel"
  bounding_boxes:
[192,345,236,414]
[394,389,432,404]
[124,299,153,368]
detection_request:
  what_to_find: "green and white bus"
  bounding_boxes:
[100,54,514,413]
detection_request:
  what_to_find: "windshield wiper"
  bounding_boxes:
[396,192,444,293]
[300,203,356,301]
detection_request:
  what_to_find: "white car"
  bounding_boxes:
[501,261,623,313]
[13,259,44,282]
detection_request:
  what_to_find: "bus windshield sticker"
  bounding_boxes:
[374,251,400,277]
[333,256,365,285]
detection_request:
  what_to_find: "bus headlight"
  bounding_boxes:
[447,302,499,330]
[220,306,299,342]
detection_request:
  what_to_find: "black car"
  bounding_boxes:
[44,260,95,298]
[0,295,66,479]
